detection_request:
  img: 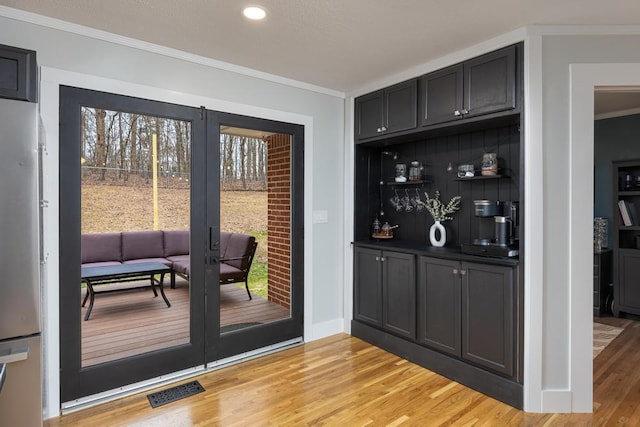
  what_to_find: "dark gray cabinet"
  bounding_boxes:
[417,257,461,356]
[617,250,640,316]
[355,79,417,141]
[0,44,37,102]
[417,256,515,377]
[354,247,383,326]
[354,247,415,339]
[419,45,517,127]
[612,159,640,317]
[419,65,463,127]
[461,261,514,377]
[594,249,612,316]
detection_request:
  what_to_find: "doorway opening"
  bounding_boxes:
[592,86,640,386]
[59,86,304,405]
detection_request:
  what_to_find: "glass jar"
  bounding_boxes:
[409,161,422,181]
[481,152,498,176]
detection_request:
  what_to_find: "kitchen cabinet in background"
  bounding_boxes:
[419,45,517,127]
[354,247,415,339]
[354,79,417,141]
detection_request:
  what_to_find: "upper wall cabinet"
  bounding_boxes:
[0,43,37,102]
[420,45,517,127]
[355,79,417,141]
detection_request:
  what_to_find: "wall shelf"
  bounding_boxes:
[454,174,503,181]
[384,180,431,186]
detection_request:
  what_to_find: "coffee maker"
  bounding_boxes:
[461,200,519,257]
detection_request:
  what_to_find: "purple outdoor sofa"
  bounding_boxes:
[80,230,258,299]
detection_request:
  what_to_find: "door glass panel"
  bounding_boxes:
[218,127,291,333]
[80,107,191,367]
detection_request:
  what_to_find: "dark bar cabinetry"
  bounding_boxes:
[352,42,524,409]
[612,159,640,317]
[593,249,612,317]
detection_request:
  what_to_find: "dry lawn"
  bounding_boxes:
[81,185,266,234]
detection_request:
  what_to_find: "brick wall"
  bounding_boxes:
[267,134,291,309]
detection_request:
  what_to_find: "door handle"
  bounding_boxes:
[0,346,29,364]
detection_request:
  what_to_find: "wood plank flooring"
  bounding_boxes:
[49,316,640,426]
[81,278,290,366]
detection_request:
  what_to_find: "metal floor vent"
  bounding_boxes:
[147,380,205,408]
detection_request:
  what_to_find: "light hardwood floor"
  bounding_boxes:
[47,316,639,426]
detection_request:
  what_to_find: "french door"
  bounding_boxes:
[59,87,303,403]
[205,112,304,361]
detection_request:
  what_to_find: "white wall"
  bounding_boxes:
[0,11,346,418]
[538,33,640,412]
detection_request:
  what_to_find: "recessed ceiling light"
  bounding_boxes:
[243,6,266,20]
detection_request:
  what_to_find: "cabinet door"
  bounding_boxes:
[382,251,416,339]
[618,250,640,312]
[385,79,417,134]
[354,247,382,326]
[355,90,384,140]
[463,45,516,118]
[416,256,461,357]
[461,262,514,376]
[0,44,37,102]
[419,65,463,126]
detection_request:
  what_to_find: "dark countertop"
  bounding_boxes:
[353,239,520,267]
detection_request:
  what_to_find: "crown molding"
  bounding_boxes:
[526,24,640,36]
[0,5,345,99]
[595,107,640,121]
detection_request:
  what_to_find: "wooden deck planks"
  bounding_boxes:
[81,278,289,366]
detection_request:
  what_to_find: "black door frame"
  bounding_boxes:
[205,111,304,361]
[59,87,305,402]
[59,86,207,402]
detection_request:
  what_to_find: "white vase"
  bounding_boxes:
[429,220,446,247]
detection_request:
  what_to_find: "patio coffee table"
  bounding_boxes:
[81,262,171,321]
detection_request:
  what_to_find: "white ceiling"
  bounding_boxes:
[2,0,640,94]
[2,0,640,117]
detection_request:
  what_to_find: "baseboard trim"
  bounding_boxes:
[541,389,573,413]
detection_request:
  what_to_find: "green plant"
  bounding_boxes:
[417,190,461,222]
[246,230,268,298]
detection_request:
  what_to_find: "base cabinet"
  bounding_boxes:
[417,257,461,356]
[417,256,515,377]
[594,250,612,316]
[616,249,640,316]
[461,261,514,377]
[354,247,416,339]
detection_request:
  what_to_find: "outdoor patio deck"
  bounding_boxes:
[80,278,290,366]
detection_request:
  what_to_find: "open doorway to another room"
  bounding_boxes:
[591,87,640,372]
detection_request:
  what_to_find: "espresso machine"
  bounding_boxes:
[461,200,519,257]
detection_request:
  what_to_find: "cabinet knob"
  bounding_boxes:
[460,269,467,276]
[376,127,382,133]
[381,126,387,132]
[454,110,461,116]
[380,256,385,262]
[453,268,459,275]
[375,256,380,261]
[461,109,469,115]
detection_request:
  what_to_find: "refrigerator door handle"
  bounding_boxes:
[0,363,5,393]
[0,346,29,364]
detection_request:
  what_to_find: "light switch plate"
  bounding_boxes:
[312,210,329,223]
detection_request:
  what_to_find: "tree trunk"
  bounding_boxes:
[95,109,107,181]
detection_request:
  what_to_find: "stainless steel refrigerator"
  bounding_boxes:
[0,96,43,426]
